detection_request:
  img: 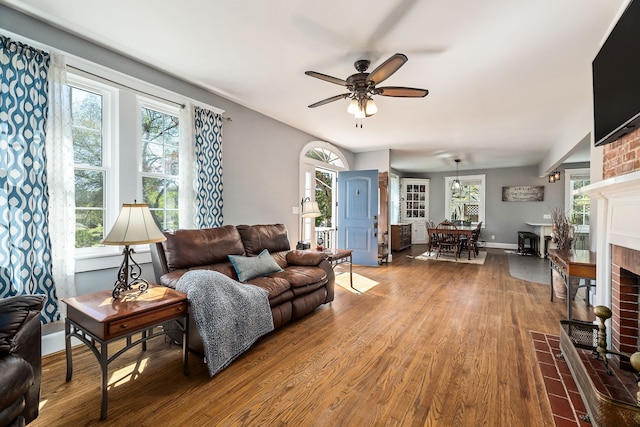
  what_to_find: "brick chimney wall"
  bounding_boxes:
[603,127,640,178]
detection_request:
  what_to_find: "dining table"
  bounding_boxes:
[427,225,477,260]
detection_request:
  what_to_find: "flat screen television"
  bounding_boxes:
[593,0,640,146]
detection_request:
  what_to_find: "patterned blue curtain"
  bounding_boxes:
[194,106,223,228]
[0,35,58,323]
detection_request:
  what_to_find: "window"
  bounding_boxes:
[314,167,335,228]
[444,174,486,226]
[70,80,112,250]
[565,168,590,234]
[305,147,345,168]
[140,102,180,230]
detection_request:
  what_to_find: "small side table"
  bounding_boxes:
[324,249,357,293]
[63,284,189,421]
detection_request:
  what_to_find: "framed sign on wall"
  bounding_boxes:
[501,186,544,202]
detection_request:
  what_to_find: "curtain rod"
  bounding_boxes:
[66,64,186,109]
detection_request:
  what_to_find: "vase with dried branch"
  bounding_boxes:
[550,207,573,250]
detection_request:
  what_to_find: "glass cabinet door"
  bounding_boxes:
[401,179,429,221]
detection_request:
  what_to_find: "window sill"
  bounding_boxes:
[75,248,153,273]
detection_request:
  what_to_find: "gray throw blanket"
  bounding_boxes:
[176,270,274,376]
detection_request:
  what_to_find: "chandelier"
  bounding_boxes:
[451,159,462,194]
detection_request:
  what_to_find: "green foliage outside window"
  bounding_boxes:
[450,184,480,222]
[71,87,105,248]
[141,107,180,230]
[314,169,333,227]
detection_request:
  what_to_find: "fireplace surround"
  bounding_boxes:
[563,170,640,425]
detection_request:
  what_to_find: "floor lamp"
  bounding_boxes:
[296,197,321,250]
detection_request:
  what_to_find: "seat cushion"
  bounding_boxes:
[269,266,329,297]
[245,276,293,305]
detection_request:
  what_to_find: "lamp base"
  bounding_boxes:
[296,241,311,250]
[112,246,150,298]
[113,279,149,299]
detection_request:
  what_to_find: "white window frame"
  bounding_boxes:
[564,168,590,234]
[68,73,120,262]
[444,174,486,227]
[137,97,181,230]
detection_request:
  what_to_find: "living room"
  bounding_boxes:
[2,1,640,426]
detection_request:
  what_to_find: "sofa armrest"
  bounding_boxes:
[0,295,44,425]
[286,250,328,266]
[149,242,169,284]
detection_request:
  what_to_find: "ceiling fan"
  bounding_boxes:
[305,53,429,126]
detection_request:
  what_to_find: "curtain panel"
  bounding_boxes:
[44,52,75,305]
[0,35,59,322]
[194,106,223,228]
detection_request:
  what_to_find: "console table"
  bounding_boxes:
[63,285,189,420]
[548,249,596,320]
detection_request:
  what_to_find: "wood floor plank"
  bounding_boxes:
[33,247,593,426]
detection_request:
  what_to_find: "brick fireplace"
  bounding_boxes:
[593,128,640,352]
[610,245,640,370]
[559,129,640,425]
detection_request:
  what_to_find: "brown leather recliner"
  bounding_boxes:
[150,224,335,355]
[0,294,45,427]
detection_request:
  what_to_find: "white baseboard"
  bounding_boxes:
[42,330,81,356]
[484,242,517,250]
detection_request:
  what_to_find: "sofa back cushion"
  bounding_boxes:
[162,225,245,270]
[237,224,290,256]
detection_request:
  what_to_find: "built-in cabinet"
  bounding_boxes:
[391,223,411,251]
[400,178,430,244]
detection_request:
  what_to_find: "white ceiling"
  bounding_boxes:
[1,0,628,173]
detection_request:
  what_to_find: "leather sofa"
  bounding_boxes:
[150,224,335,354]
[0,295,45,427]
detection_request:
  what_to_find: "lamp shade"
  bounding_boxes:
[347,98,359,114]
[301,200,321,218]
[365,98,377,115]
[102,203,166,245]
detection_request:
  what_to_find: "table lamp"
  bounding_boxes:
[102,203,167,298]
[296,197,321,250]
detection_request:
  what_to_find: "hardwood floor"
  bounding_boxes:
[34,247,593,426]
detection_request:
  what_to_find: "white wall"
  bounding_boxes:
[353,149,390,173]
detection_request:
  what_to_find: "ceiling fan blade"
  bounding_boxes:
[378,86,429,97]
[308,93,350,108]
[367,53,408,85]
[305,71,348,86]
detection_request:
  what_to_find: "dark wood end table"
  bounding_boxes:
[323,249,357,293]
[548,249,596,320]
[63,284,189,420]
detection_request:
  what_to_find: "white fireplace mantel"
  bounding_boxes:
[576,170,640,309]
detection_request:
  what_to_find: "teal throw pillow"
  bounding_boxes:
[228,249,283,282]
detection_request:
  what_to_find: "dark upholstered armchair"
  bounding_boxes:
[0,295,45,427]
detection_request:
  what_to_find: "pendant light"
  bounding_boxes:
[451,159,462,194]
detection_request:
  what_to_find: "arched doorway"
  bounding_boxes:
[299,142,349,249]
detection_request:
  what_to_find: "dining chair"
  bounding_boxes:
[427,220,439,255]
[459,221,482,257]
[435,220,459,260]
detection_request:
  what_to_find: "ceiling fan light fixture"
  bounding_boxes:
[347,98,359,114]
[305,53,428,126]
[365,98,377,116]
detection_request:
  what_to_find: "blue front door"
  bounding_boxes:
[337,169,379,266]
